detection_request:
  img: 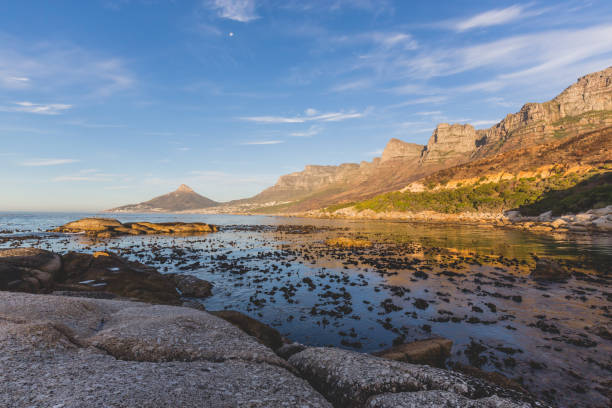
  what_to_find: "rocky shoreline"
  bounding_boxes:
[0,246,550,407]
[295,205,612,236]
[0,290,547,407]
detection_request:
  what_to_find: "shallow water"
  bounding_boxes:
[1,212,611,408]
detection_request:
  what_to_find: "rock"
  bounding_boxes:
[366,391,531,407]
[423,123,479,164]
[549,218,567,228]
[210,310,284,351]
[372,337,452,368]
[591,216,612,232]
[277,342,307,359]
[53,217,218,237]
[537,211,552,222]
[451,363,529,396]
[381,138,424,163]
[88,305,288,367]
[325,237,373,248]
[288,347,535,408]
[170,274,213,298]
[531,259,571,281]
[60,251,182,304]
[0,247,62,277]
[0,291,332,408]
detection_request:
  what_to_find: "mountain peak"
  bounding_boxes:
[176,184,194,193]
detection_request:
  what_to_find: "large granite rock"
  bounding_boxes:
[53,217,218,237]
[0,291,332,408]
[288,347,543,408]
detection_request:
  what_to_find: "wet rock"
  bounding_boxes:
[0,248,62,292]
[169,273,213,298]
[531,259,571,281]
[210,309,284,351]
[366,391,531,407]
[0,247,62,276]
[288,347,537,408]
[60,251,182,305]
[373,337,453,368]
[452,363,529,396]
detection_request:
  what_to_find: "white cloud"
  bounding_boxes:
[352,24,612,96]
[21,158,79,166]
[1,101,72,115]
[242,109,364,124]
[305,108,318,116]
[241,140,284,145]
[455,5,526,31]
[209,0,258,22]
[290,126,320,137]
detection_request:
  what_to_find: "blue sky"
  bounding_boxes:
[1,0,611,211]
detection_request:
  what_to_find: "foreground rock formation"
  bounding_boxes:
[0,291,546,408]
[0,248,212,305]
[53,217,218,238]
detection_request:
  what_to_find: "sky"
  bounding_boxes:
[1,0,612,211]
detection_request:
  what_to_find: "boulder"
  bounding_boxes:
[170,274,213,298]
[59,251,183,305]
[0,247,61,276]
[88,305,287,367]
[530,259,571,281]
[288,347,535,408]
[210,309,284,351]
[0,292,332,408]
[372,337,453,368]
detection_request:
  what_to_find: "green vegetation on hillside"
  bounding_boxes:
[347,167,611,216]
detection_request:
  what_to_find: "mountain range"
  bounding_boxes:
[107,66,612,214]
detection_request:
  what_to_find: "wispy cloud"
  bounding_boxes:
[454,5,527,31]
[0,36,134,97]
[290,126,321,137]
[209,0,258,22]
[241,140,284,145]
[242,109,364,124]
[0,102,72,115]
[21,158,79,166]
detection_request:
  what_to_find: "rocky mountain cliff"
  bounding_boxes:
[107,184,218,213]
[233,66,612,213]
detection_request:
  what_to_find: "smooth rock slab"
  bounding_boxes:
[366,391,531,408]
[89,304,288,367]
[0,292,331,408]
[289,347,539,408]
[0,349,330,408]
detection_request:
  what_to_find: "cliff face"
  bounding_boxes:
[381,139,424,162]
[422,124,479,164]
[229,66,612,213]
[474,66,612,157]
